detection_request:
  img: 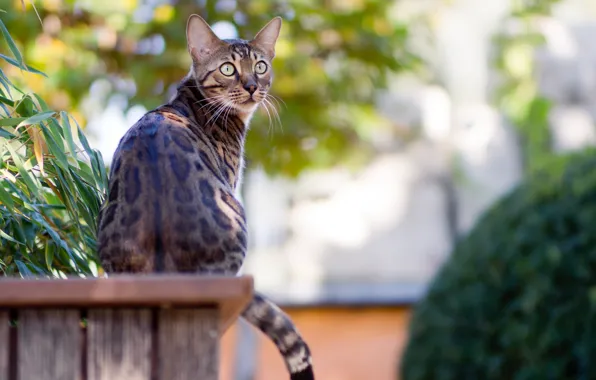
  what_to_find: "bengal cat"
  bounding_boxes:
[96,15,314,380]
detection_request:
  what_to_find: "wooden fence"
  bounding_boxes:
[0,275,253,380]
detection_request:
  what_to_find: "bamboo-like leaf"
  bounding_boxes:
[0,116,26,127]
[4,142,40,198]
[30,212,71,254]
[39,121,69,170]
[73,117,94,158]
[60,111,80,168]
[16,111,55,130]
[0,54,46,76]
[15,260,33,277]
[32,93,51,111]
[0,18,24,69]
[0,68,14,97]
[27,125,45,175]
[0,127,14,138]
[0,180,15,208]
[0,228,22,245]
[44,243,54,270]
[0,95,14,106]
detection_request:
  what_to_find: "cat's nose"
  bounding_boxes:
[243,78,257,95]
[243,81,257,95]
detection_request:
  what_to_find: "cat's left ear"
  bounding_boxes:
[250,17,282,59]
[186,14,224,62]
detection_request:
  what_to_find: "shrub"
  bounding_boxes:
[401,148,596,380]
[0,16,106,277]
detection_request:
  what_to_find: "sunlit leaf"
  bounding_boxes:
[16,111,55,130]
[0,54,45,76]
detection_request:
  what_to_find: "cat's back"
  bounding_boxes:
[109,109,208,202]
[97,108,234,273]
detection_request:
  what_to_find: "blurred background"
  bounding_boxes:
[1,0,596,378]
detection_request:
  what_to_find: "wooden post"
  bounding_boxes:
[0,310,8,380]
[0,275,253,380]
[87,309,152,380]
[159,308,219,380]
[18,309,81,380]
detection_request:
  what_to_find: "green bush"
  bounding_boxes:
[401,148,596,380]
[0,15,106,277]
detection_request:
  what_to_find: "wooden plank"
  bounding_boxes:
[87,309,151,380]
[0,311,8,380]
[18,309,80,380]
[158,308,219,380]
[0,276,252,332]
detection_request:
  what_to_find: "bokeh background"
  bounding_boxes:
[2,0,596,378]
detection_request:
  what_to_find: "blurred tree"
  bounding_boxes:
[0,0,420,176]
[492,0,563,173]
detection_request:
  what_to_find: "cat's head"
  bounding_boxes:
[186,15,281,116]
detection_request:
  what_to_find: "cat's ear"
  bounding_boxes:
[250,17,282,59]
[186,14,223,62]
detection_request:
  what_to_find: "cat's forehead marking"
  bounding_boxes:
[230,43,250,58]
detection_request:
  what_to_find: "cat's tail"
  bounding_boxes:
[241,292,315,380]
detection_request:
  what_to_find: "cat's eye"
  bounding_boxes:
[255,61,268,74]
[220,63,236,76]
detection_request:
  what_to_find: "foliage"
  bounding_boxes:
[0,14,106,277]
[0,0,420,177]
[492,0,562,173]
[400,148,596,380]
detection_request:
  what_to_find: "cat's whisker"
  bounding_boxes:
[205,100,233,126]
[260,99,274,137]
[196,96,229,116]
[194,94,227,109]
[262,98,283,133]
[264,95,283,116]
[266,93,287,109]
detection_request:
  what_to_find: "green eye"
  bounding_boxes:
[255,61,268,74]
[220,63,236,76]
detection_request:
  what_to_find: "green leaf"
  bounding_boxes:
[16,111,55,129]
[60,111,79,159]
[0,54,46,77]
[0,116,26,127]
[44,243,55,270]
[0,68,14,97]
[0,95,15,106]
[30,212,71,255]
[72,116,94,157]
[32,93,51,112]
[4,141,40,198]
[0,228,22,245]
[0,127,14,138]
[39,121,69,170]
[15,260,34,277]
[0,18,24,69]
[0,180,15,208]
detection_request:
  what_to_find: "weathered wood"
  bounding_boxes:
[0,275,252,333]
[0,310,8,380]
[87,309,151,380]
[18,309,80,380]
[159,308,219,380]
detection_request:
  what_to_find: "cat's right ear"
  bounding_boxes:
[186,14,223,62]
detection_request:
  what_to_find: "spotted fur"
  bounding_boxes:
[96,15,314,380]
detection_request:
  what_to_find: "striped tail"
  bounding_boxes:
[241,292,315,380]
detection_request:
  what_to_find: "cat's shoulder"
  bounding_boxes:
[125,106,192,136]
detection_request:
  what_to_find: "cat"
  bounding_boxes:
[96,14,314,380]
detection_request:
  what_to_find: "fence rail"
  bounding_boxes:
[0,275,253,380]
